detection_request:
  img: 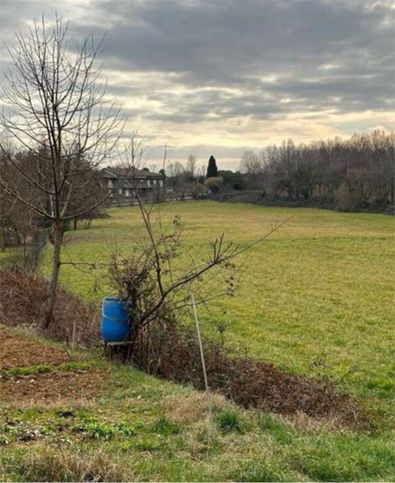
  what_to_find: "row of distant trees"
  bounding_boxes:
[163,130,394,212]
[238,131,394,211]
[163,154,219,198]
[0,147,105,250]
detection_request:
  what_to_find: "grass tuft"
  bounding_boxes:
[216,409,243,433]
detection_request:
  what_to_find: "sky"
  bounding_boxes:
[0,0,394,170]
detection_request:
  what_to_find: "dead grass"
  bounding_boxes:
[163,392,228,425]
[17,444,131,482]
[0,267,100,348]
[276,410,352,433]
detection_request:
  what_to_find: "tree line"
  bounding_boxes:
[239,131,394,212]
[163,131,394,213]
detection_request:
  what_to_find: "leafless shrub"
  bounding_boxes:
[0,267,99,347]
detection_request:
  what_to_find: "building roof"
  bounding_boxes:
[101,166,163,179]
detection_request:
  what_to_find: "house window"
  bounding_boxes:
[118,188,122,195]
[159,180,163,187]
[147,180,151,187]
[125,189,130,197]
[153,179,157,186]
[108,179,113,188]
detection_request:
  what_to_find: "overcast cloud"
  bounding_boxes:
[1,0,394,168]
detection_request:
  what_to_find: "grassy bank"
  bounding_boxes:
[1,325,394,482]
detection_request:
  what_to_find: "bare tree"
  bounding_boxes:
[185,153,197,179]
[0,16,122,326]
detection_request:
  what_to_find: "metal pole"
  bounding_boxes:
[190,292,212,432]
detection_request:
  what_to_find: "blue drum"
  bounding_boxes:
[101,297,130,342]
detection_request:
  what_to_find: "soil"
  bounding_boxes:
[1,325,109,404]
[2,369,109,403]
[0,327,70,369]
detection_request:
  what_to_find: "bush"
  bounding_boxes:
[191,184,209,199]
[334,182,364,211]
[204,176,223,193]
[0,267,99,347]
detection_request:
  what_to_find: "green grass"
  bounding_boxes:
[1,332,394,481]
[41,202,395,401]
[30,200,395,480]
[0,246,25,267]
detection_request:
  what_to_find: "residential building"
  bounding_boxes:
[100,166,166,205]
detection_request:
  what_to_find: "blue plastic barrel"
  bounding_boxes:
[101,297,130,343]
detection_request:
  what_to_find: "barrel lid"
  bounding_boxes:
[103,296,122,303]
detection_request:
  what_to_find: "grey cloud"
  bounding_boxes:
[1,0,393,142]
[88,0,393,119]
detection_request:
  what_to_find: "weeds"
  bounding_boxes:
[72,416,137,441]
[216,410,243,433]
[153,417,180,436]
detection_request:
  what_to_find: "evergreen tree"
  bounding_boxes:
[206,155,218,178]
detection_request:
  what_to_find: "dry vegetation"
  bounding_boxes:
[0,267,99,347]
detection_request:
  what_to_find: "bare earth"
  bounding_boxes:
[1,326,108,404]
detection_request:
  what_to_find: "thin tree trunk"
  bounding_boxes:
[0,227,5,252]
[0,184,5,252]
[44,221,63,327]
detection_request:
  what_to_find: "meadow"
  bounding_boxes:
[41,201,395,405]
[22,200,394,481]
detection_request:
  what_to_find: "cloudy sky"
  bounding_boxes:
[1,0,394,169]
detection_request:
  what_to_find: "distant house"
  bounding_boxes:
[100,166,166,205]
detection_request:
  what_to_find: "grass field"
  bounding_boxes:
[32,200,395,480]
[41,202,395,403]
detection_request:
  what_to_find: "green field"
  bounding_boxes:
[31,200,395,480]
[41,201,395,403]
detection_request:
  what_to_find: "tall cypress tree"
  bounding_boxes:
[206,155,218,178]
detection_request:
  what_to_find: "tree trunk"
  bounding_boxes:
[44,221,63,327]
[0,185,5,252]
[0,226,5,252]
